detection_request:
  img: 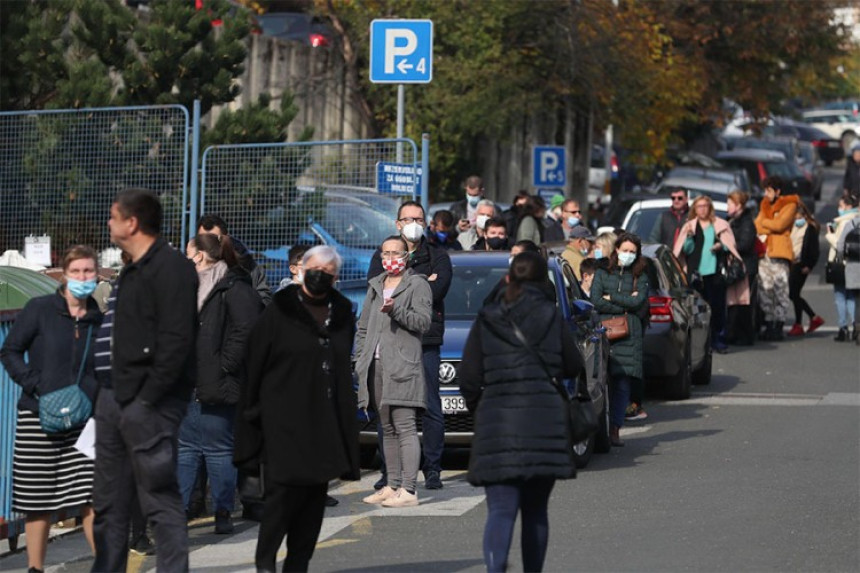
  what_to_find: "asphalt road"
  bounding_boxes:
[2,166,857,573]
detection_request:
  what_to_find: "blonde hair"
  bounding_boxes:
[594,232,617,256]
[688,195,715,222]
[727,190,748,208]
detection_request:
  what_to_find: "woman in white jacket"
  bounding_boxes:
[825,192,860,342]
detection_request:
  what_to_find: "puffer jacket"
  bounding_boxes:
[195,266,263,405]
[755,194,799,261]
[354,269,432,411]
[591,265,649,380]
[458,284,581,486]
[730,208,759,278]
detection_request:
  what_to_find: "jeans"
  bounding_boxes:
[483,478,555,573]
[833,285,858,328]
[177,401,237,513]
[92,389,189,573]
[609,375,632,428]
[421,345,444,474]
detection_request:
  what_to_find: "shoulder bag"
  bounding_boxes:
[599,274,638,341]
[825,260,845,285]
[39,325,94,434]
[508,319,598,445]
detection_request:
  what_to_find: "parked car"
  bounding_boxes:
[796,141,824,201]
[715,149,814,212]
[763,121,845,165]
[620,197,729,244]
[256,11,333,47]
[800,109,860,151]
[731,136,802,167]
[655,176,737,203]
[358,250,612,469]
[662,166,752,195]
[819,99,859,116]
[638,243,713,399]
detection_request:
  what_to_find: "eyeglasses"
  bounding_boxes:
[381,251,407,258]
[671,195,686,201]
[563,209,582,215]
[398,217,425,224]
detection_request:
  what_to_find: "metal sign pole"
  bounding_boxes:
[396,84,405,163]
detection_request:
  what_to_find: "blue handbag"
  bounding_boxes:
[39,325,93,434]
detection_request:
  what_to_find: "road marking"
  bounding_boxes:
[667,392,860,407]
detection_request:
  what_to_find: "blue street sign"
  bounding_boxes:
[370,20,433,84]
[376,162,423,196]
[532,146,566,188]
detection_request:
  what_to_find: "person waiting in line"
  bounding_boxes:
[460,251,581,573]
[427,209,463,251]
[559,199,584,238]
[562,226,595,281]
[503,190,530,238]
[278,243,311,291]
[579,257,598,298]
[450,174,486,234]
[482,240,546,306]
[825,192,860,342]
[674,195,745,354]
[356,236,433,508]
[234,245,360,572]
[787,202,824,337]
[177,233,263,535]
[1,246,103,573]
[592,231,617,268]
[459,199,498,250]
[538,195,566,242]
[726,191,759,346]
[474,218,510,251]
[514,194,545,245]
[650,188,689,247]
[591,232,650,447]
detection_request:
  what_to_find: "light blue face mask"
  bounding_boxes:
[839,208,859,217]
[618,252,636,267]
[467,194,481,207]
[66,277,97,299]
[593,248,603,259]
[794,219,805,228]
[567,216,580,228]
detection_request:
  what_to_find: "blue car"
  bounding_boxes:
[358,250,612,469]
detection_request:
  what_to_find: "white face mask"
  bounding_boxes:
[618,252,636,267]
[476,214,491,230]
[401,221,425,243]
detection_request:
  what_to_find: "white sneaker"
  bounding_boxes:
[362,486,397,504]
[381,488,419,508]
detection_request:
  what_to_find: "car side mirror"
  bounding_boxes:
[572,298,595,318]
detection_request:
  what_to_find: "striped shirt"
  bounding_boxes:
[94,283,117,387]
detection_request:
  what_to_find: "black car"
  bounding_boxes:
[715,149,814,212]
[764,121,844,166]
[358,251,612,469]
[256,12,333,47]
[640,243,713,400]
[797,141,824,201]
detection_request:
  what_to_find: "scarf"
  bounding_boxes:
[197,260,229,311]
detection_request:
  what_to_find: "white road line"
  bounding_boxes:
[667,392,860,407]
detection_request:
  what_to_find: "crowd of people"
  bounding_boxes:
[1,148,858,573]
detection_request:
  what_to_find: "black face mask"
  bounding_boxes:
[303,270,335,296]
[486,237,507,250]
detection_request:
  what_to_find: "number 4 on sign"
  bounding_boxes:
[416,58,426,74]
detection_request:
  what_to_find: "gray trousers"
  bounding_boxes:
[373,359,420,492]
[758,257,790,322]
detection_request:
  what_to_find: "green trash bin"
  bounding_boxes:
[1,267,59,549]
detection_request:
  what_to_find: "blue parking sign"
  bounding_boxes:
[370,20,433,84]
[533,146,566,188]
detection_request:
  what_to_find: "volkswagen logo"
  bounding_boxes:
[438,362,457,384]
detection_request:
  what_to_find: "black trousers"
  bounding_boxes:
[91,389,189,573]
[788,264,815,324]
[255,479,328,572]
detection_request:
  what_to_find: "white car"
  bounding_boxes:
[621,198,729,243]
[801,110,860,150]
[654,176,736,201]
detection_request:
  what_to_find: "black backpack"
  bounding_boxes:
[844,219,860,262]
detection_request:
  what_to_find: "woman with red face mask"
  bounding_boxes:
[354,235,433,508]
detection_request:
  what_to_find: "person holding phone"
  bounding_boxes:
[355,236,433,507]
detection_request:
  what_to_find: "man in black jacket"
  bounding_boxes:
[649,189,690,247]
[93,188,198,572]
[367,201,452,490]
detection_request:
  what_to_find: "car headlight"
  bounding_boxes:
[439,362,457,384]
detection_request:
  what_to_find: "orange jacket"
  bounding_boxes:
[755,194,799,261]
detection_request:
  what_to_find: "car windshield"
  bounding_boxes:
[661,184,727,202]
[764,160,802,179]
[445,265,510,320]
[318,202,396,248]
[626,206,729,240]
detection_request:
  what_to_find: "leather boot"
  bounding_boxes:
[610,425,625,447]
[834,327,848,342]
[759,321,773,341]
[772,321,785,341]
[852,323,858,342]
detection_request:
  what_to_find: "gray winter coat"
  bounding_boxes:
[355,269,432,411]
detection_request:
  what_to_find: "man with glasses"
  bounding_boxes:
[651,189,690,247]
[560,199,584,238]
[367,201,452,491]
[562,226,595,281]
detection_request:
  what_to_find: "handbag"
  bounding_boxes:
[508,320,598,445]
[39,325,93,434]
[600,314,629,341]
[825,260,845,285]
[720,253,746,286]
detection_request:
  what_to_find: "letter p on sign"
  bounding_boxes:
[384,29,418,74]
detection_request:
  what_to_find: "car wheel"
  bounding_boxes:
[571,432,595,469]
[593,397,612,454]
[665,338,692,400]
[692,345,713,386]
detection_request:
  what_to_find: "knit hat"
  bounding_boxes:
[550,194,565,210]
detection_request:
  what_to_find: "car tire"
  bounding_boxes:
[571,432,595,469]
[593,397,612,454]
[665,338,692,400]
[692,346,713,386]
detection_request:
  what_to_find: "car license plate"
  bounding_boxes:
[828,141,840,147]
[442,396,467,414]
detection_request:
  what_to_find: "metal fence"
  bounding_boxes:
[200,139,419,284]
[0,105,190,265]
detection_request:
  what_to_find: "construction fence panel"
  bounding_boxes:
[0,105,190,266]
[200,139,419,285]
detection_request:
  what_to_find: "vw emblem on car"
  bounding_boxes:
[438,362,457,384]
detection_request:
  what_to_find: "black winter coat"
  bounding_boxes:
[195,267,263,405]
[844,157,860,196]
[796,224,820,270]
[1,290,102,414]
[650,207,689,247]
[368,237,452,345]
[730,209,759,279]
[233,285,360,486]
[459,285,581,486]
[591,265,649,380]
